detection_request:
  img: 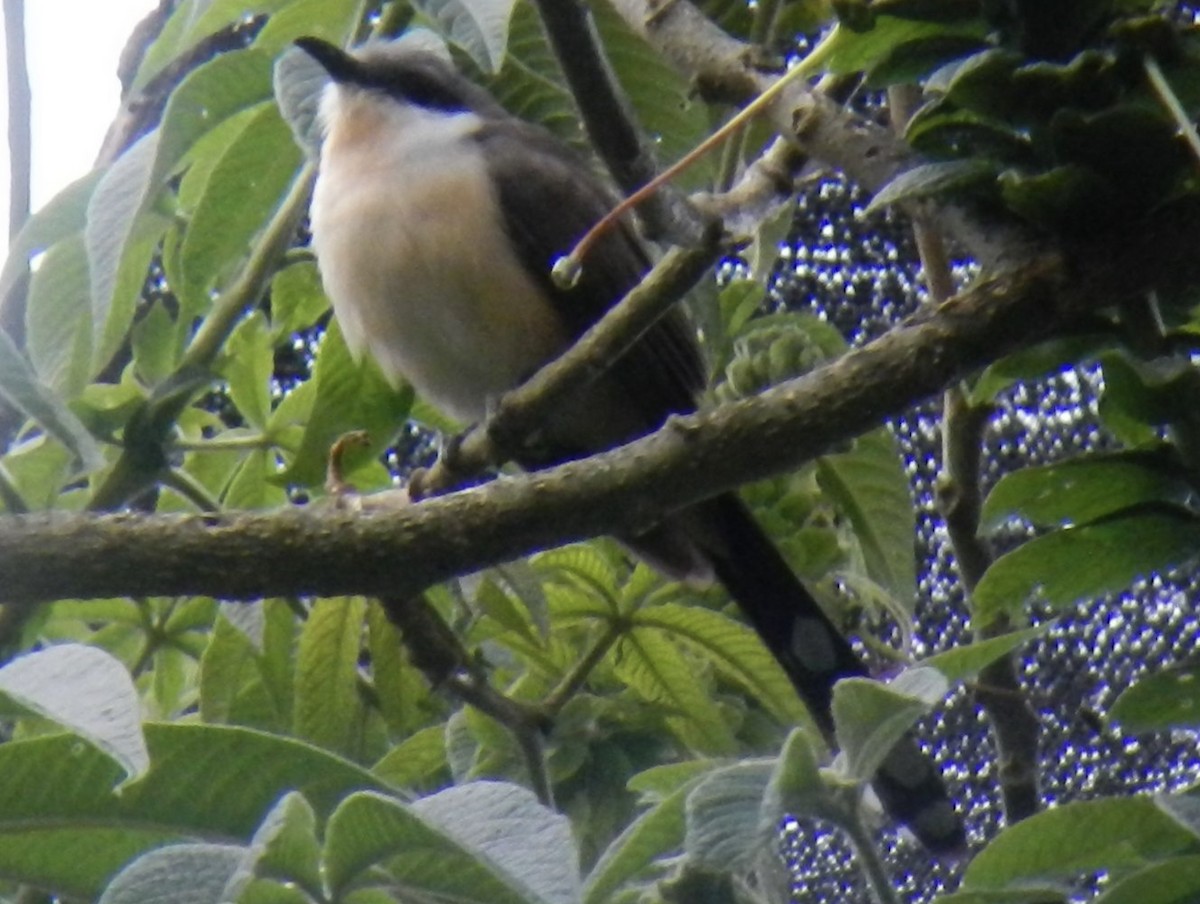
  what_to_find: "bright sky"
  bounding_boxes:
[1,0,156,248]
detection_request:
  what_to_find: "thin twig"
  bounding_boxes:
[413,235,724,498]
[530,0,702,247]
[888,84,1042,828]
[379,594,554,806]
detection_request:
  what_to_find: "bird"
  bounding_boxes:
[293,35,966,854]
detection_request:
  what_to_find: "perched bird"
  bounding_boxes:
[295,35,965,853]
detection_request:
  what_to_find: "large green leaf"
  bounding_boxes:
[274,319,413,488]
[582,770,706,904]
[0,723,388,899]
[973,508,1200,625]
[0,644,149,782]
[683,760,774,870]
[84,130,172,372]
[179,103,302,315]
[615,626,737,755]
[24,234,93,397]
[1111,665,1200,733]
[294,596,368,758]
[0,170,102,304]
[963,797,1200,889]
[415,0,517,73]
[324,784,578,903]
[0,328,103,472]
[1091,856,1200,904]
[98,843,247,904]
[980,453,1192,533]
[817,428,917,607]
[632,603,809,728]
[831,668,947,784]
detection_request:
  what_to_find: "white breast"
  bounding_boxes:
[309,87,568,424]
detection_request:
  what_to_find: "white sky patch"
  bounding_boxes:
[1,1,156,248]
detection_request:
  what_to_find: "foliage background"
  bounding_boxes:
[1,1,1200,903]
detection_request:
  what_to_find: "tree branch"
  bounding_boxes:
[415,234,724,496]
[7,199,1200,604]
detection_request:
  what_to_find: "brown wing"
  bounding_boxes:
[474,120,706,434]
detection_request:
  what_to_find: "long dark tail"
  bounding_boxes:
[692,492,966,854]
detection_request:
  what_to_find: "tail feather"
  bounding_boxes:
[692,493,966,854]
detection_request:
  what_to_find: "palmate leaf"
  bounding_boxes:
[633,603,811,729]
[615,626,737,755]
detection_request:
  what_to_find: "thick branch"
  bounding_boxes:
[8,196,1200,603]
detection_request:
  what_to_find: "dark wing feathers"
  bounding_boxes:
[475,121,704,427]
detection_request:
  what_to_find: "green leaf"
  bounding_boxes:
[225,449,290,510]
[295,596,368,758]
[817,428,917,606]
[973,509,1200,625]
[761,727,829,831]
[1091,855,1200,904]
[615,626,737,755]
[980,453,1191,533]
[0,723,388,899]
[970,333,1108,404]
[275,320,413,488]
[415,0,517,73]
[934,889,1067,904]
[866,159,996,215]
[179,103,302,314]
[593,1,714,186]
[251,0,360,57]
[244,792,323,900]
[222,311,274,430]
[999,164,1115,231]
[200,614,288,731]
[922,626,1046,684]
[865,33,988,87]
[98,843,247,904]
[0,170,102,304]
[963,797,1200,889]
[25,234,92,397]
[823,15,986,76]
[1112,665,1200,732]
[583,772,702,904]
[0,328,104,472]
[372,726,448,789]
[154,49,277,194]
[366,603,434,739]
[488,3,575,141]
[268,261,328,342]
[0,644,149,783]
[324,785,578,903]
[132,300,181,387]
[133,0,292,93]
[831,669,947,783]
[683,760,774,870]
[85,130,162,361]
[632,603,809,728]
